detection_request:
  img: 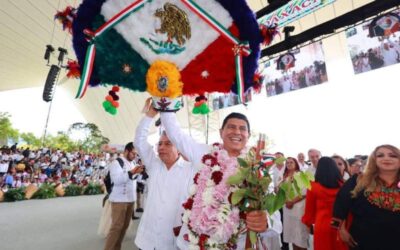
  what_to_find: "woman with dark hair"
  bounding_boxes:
[332,145,400,250]
[302,157,347,250]
[282,157,309,250]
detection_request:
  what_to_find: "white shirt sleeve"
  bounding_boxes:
[160,112,209,166]
[134,116,159,171]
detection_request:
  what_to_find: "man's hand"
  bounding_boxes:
[285,201,294,209]
[246,210,268,232]
[143,98,158,118]
[130,166,144,175]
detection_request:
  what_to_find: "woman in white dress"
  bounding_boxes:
[281,157,309,250]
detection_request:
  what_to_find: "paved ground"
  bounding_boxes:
[0,195,140,250]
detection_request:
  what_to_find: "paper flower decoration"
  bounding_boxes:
[69,0,268,111]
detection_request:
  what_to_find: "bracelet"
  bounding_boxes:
[330,217,343,229]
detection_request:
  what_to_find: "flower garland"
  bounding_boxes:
[181,143,247,250]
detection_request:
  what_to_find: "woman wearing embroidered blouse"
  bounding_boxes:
[282,157,309,250]
[302,157,347,250]
[332,144,400,250]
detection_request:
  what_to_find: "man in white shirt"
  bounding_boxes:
[134,108,195,250]
[297,152,308,172]
[157,103,268,249]
[306,149,321,177]
[104,142,143,250]
[270,152,286,189]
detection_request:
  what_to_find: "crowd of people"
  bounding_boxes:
[2,103,398,250]
[98,100,399,250]
[266,60,328,97]
[352,38,400,74]
[0,146,147,210]
[0,146,109,190]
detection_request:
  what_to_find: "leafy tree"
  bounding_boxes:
[50,131,79,152]
[68,122,109,153]
[0,112,19,144]
[20,132,41,148]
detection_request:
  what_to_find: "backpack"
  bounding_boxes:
[104,158,124,195]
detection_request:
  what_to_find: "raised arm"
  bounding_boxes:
[134,115,158,171]
[160,112,209,166]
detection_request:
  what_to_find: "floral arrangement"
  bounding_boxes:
[181,143,246,249]
[181,137,312,249]
[63,0,277,113]
[227,145,313,248]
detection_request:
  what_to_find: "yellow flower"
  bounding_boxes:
[146,60,183,98]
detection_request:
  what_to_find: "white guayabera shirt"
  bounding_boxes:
[134,116,195,250]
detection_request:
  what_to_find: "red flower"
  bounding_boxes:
[211,171,223,185]
[193,173,200,184]
[183,198,194,210]
[202,154,217,166]
[183,234,189,242]
[199,234,209,250]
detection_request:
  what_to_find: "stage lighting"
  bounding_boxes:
[43,65,60,102]
[57,47,68,65]
[283,26,295,39]
[44,45,55,64]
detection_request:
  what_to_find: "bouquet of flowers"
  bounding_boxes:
[226,134,313,249]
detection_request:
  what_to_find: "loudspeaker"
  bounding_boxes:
[43,65,60,102]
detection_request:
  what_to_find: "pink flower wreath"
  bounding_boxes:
[181,143,248,250]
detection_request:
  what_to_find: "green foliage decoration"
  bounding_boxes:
[4,187,25,202]
[64,184,83,196]
[83,183,103,195]
[32,183,56,199]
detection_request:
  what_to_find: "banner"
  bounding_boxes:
[260,41,328,97]
[211,91,252,111]
[346,10,400,75]
[258,0,336,27]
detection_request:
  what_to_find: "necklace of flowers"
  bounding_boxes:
[181,143,248,250]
